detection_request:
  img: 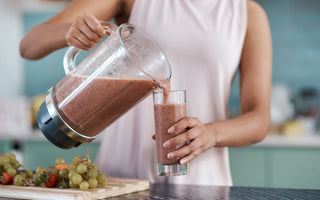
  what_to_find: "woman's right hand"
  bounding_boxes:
[66,12,107,51]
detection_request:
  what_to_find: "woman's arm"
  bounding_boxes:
[163,0,272,164]
[19,0,127,60]
[209,0,272,147]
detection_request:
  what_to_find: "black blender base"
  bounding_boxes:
[37,101,82,149]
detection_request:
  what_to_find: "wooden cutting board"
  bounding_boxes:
[0,177,149,200]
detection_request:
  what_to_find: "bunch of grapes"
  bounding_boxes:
[32,151,108,190]
[0,152,34,186]
[1,151,107,191]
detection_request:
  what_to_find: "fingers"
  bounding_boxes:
[167,138,205,164]
[66,13,106,50]
[168,117,200,134]
[83,12,105,37]
[163,128,199,148]
[165,117,201,148]
[162,117,212,164]
[180,148,203,165]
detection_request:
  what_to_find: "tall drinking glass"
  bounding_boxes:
[153,90,188,176]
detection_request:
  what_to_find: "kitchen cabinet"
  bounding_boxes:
[272,147,320,189]
[229,136,320,189]
[229,147,269,187]
[0,135,101,170]
[0,139,10,155]
[23,139,101,169]
[2,134,320,189]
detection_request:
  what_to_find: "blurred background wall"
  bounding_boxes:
[229,0,320,110]
[0,0,319,190]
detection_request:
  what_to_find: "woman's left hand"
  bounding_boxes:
[162,117,216,165]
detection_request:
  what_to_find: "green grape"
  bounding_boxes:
[69,179,78,188]
[57,178,68,189]
[7,168,17,177]
[97,173,106,182]
[36,166,46,174]
[25,170,34,178]
[72,156,82,166]
[55,158,66,165]
[99,178,108,187]
[71,173,83,185]
[79,181,89,191]
[51,168,59,179]
[59,168,69,178]
[76,163,87,174]
[32,174,41,186]
[14,174,26,186]
[88,168,98,178]
[97,173,107,186]
[3,163,12,171]
[4,152,16,162]
[20,172,27,178]
[68,169,77,179]
[91,164,99,171]
[35,170,46,184]
[68,164,76,171]
[88,178,98,189]
[11,160,21,169]
[0,156,9,166]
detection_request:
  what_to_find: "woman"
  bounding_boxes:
[20,0,272,186]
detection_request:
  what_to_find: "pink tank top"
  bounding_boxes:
[96,0,247,186]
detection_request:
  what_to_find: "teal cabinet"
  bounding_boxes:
[229,146,320,189]
[24,140,101,170]
[0,139,10,155]
[272,148,320,189]
[2,137,320,190]
[229,147,269,187]
[0,137,101,170]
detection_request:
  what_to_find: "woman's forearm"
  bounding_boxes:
[207,109,270,148]
[163,108,270,165]
[20,22,71,60]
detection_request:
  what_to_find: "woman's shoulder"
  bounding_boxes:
[247,0,269,23]
[246,0,270,31]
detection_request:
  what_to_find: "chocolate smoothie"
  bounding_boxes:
[154,102,186,165]
[53,74,161,137]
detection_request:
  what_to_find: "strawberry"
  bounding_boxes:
[44,173,58,188]
[0,172,14,185]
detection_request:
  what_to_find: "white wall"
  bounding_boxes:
[0,0,24,97]
[0,0,67,98]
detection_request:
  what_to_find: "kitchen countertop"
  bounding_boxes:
[0,184,319,200]
[254,134,320,148]
[105,184,320,200]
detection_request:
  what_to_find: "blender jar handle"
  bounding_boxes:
[63,22,118,75]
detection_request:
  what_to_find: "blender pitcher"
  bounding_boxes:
[37,23,171,149]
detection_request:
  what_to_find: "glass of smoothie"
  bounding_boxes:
[153,90,188,176]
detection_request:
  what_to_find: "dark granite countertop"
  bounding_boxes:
[106,183,320,200]
[0,183,319,200]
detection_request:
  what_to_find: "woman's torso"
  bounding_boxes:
[95,0,247,186]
